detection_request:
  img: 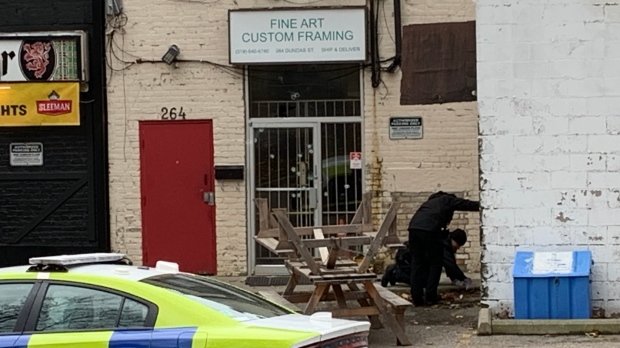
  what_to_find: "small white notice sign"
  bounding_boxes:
[349,152,362,169]
[532,251,573,274]
[10,142,43,166]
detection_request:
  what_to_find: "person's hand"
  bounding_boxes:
[463,278,474,290]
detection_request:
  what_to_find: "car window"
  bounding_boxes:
[35,284,150,332]
[141,274,290,322]
[118,298,148,328]
[0,283,34,333]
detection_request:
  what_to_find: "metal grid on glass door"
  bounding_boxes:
[253,127,316,264]
[250,99,361,118]
[320,123,363,226]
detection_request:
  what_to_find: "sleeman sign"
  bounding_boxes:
[0,82,80,126]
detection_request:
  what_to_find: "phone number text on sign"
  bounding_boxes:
[389,117,423,140]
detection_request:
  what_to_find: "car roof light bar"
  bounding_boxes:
[29,253,128,266]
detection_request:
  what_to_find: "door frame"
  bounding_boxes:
[245,68,366,276]
[138,120,216,274]
[246,118,364,275]
[247,121,320,276]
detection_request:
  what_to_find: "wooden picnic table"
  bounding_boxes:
[254,194,413,346]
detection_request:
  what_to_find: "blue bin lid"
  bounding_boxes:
[513,250,591,278]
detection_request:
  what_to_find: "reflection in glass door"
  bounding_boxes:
[253,126,318,266]
[320,123,363,226]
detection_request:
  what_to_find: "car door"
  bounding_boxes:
[0,281,40,348]
[21,281,157,348]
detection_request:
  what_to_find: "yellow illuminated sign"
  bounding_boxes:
[0,82,80,126]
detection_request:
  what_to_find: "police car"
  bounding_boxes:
[0,253,370,348]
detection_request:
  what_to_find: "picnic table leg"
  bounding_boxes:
[332,284,348,309]
[347,283,383,329]
[363,282,412,346]
[284,273,298,296]
[304,284,330,315]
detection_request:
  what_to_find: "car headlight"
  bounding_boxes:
[299,333,369,348]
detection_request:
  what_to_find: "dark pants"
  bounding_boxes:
[409,228,445,305]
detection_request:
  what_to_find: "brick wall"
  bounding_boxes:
[389,192,480,272]
[366,0,480,272]
[478,0,620,317]
[0,0,109,266]
[107,0,480,275]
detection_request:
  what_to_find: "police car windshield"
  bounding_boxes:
[141,274,290,321]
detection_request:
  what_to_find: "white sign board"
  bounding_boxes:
[532,251,573,274]
[229,8,367,64]
[10,142,43,166]
[389,117,423,140]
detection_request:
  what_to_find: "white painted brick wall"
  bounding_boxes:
[478,0,620,316]
[107,0,480,275]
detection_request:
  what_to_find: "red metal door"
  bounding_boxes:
[139,120,216,274]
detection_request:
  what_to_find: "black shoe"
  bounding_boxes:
[381,274,390,287]
[381,265,396,287]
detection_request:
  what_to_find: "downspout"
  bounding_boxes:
[370,0,381,88]
[386,0,402,73]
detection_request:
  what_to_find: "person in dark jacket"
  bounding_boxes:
[442,229,473,289]
[381,229,473,290]
[407,191,480,306]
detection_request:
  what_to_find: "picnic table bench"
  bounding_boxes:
[254,193,413,346]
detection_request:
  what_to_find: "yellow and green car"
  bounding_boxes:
[0,253,370,348]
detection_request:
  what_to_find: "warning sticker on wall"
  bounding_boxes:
[349,152,362,169]
[10,142,43,166]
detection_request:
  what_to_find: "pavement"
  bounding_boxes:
[213,272,620,347]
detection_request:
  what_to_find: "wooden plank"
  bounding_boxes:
[304,284,329,314]
[303,236,373,249]
[254,198,271,238]
[358,202,401,273]
[283,273,299,296]
[284,290,369,304]
[347,282,384,329]
[350,192,372,224]
[254,236,295,254]
[332,284,348,308]
[362,192,373,225]
[258,224,374,238]
[326,246,339,269]
[258,290,302,313]
[274,210,321,275]
[375,284,412,308]
[364,282,412,346]
[384,211,403,245]
[314,228,330,265]
[289,265,376,279]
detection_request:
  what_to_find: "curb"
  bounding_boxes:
[477,308,620,335]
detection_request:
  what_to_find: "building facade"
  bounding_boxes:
[105,0,481,276]
[0,0,109,266]
[478,0,620,317]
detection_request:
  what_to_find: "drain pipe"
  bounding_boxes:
[386,0,402,73]
[370,0,381,87]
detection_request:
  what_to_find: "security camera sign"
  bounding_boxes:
[10,142,43,166]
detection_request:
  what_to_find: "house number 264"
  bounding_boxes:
[161,107,186,120]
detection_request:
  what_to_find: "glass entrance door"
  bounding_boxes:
[247,64,363,275]
[251,123,320,271]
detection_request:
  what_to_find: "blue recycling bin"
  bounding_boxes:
[513,250,591,320]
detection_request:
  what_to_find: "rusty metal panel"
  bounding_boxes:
[400,21,477,105]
